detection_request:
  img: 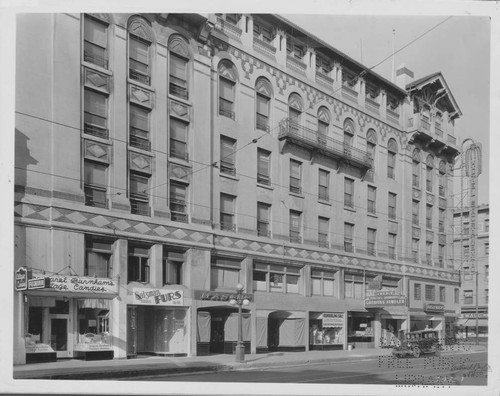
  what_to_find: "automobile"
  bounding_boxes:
[392,329,442,358]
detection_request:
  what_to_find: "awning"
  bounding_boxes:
[457,318,488,327]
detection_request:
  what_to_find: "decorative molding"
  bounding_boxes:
[168,36,190,58]
[84,140,110,163]
[169,164,190,182]
[412,226,421,238]
[169,100,190,120]
[129,152,152,174]
[426,230,434,242]
[130,85,153,108]
[128,17,154,42]
[84,68,110,93]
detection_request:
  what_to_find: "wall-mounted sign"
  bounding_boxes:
[22,272,119,295]
[322,313,344,328]
[424,303,445,313]
[15,267,31,291]
[460,312,487,319]
[194,290,253,302]
[133,288,184,306]
[28,277,51,290]
[365,294,407,307]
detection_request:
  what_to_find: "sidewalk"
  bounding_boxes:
[13,344,487,381]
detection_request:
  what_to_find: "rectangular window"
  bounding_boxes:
[426,165,433,192]
[412,238,419,263]
[130,172,150,215]
[485,289,489,304]
[439,208,445,232]
[485,265,489,278]
[253,262,267,292]
[387,151,396,179]
[342,69,357,88]
[257,202,271,237]
[128,245,150,283]
[412,200,419,226]
[170,118,189,160]
[129,35,150,85]
[426,204,433,229]
[253,263,302,294]
[344,273,364,299]
[318,169,329,201]
[315,54,331,74]
[84,15,108,68]
[344,178,354,208]
[256,93,270,131]
[388,233,396,259]
[253,21,274,43]
[439,172,446,197]
[318,120,328,145]
[289,210,302,243]
[220,136,236,176]
[388,192,397,220]
[84,160,107,208]
[454,288,459,304]
[170,182,188,223]
[289,159,302,194]
[439,286,446,303]
[286,37,304,59]
[344,223,354,252]
[219,77,235,119]
[318,217,329,248]
[463,290,473,305]
[367,228,376,256]
[129,104,150,150]
[438,244,445,268]
[211,259,240,290]
[425,285,435,301]
[311,269,335,296]
[426,241,433,265]
[485,243,489,256]
[367,186,376,214]
[220,193,235,231]
[412,160,420,188]
[85,237,112,278]
[163,250,184,285]
[257,149,271,185]
[414,283,421,300]
[169,53,188,99]
[84,89,108,139]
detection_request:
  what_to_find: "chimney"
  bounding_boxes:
[395,63,414,89]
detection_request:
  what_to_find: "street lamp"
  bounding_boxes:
[230,283,250,363]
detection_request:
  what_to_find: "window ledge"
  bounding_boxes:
[318,199,331,206]
[257,183,274,191]
[344,206,356,213]
[82,61,113,76]
[127,78,155,92]
[367,213,378,218]
[169,156,191,167]
[220,172,239,182]
[289,192,305,199]
[167,93,192,106]
[388,218,398,224]
[128,145,155,157]
[83,134,112,146]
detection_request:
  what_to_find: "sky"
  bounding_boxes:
[286,14,491,206]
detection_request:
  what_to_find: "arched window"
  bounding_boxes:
[343,118,355,146]
[255,77,272,132]
[412,149,421,188]
[426,155,434,192]
[218,60,237,119]
[288,93,303,133]
[366,129,377,167]
[168,36,190,99]
[387,138,398,179]
[317,106,330,144]
[438,161,446,197]
[128,17,154,85]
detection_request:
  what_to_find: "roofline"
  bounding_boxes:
[273,14,408,97]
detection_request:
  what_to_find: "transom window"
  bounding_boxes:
[83,15,108,68]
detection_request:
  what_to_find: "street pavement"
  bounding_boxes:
[13,343,487,382]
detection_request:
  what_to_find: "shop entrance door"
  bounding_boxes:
[49,315,69,358]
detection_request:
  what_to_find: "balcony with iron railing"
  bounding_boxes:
[279,118,372,170]
[407,113,458,160]
[215,16,243,40]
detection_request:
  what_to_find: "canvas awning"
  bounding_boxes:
[457,318,488,327]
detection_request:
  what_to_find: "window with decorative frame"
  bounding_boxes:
[170,117,189,160]
[84,88,108,139]
[218,60,237,119]
[84,160,107,208]
[366,129,377,169]
[83,15,108,68]
[317,106,330,145]
[129,104,151,151]
[169,52,189,99]
[387,139,397,179]
[129,34,151,85]
[288,93,303,132]
[255,78,271,132]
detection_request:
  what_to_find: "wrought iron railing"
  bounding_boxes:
[130,133,151,151]
[83,50,108,69]
[84,123,109,140]
[279,118,372,169]
[169,82,189,100]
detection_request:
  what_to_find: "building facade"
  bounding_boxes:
[14,13,462,364]
[453,204,489,339]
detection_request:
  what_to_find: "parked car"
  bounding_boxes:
[392,329,442,358]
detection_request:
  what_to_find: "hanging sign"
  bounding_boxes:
[15,267,31,291]
[132,288,184,306]
[424,303,445,313]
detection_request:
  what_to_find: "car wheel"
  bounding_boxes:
[413,347,421,358]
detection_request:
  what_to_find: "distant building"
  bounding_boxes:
[14,13,462,364]
[453,204,489,339]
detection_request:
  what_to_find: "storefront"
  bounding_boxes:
[347,311,375,348]
[456,312,488,340]
[16,267,118,363]
[309,312,345,350]
[127,287,189,358]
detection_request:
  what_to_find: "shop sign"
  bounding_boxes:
[133,288,184,306]
[460,313,487,319]
[322,313,344,328]
[424,303,445,312]
[365,294,407,307]
[15,267,31,291]
[43,275,118,295]
[28,277,51,290]
[25,343,55,354]
[195,290,253,302]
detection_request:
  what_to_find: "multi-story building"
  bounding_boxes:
[14,13,462,364]
[453,204,489,339]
